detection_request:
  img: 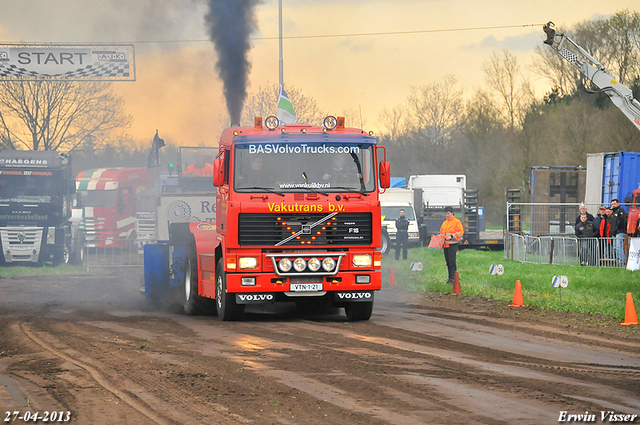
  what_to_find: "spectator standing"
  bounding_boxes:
[575,203,594,225]
[600,206,618,260]
[611,198,627,265]
[439,206,464,284]
[575,213,598,266]
[394,209,410,261]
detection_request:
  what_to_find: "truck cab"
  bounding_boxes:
[144,116,391,321]
[628,188,640,234]
[76,167,150,248]
[0,150,81,265]
[380,188,420,247]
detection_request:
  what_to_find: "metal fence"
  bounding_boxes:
[83,237,149,270]
[506,202,627,268]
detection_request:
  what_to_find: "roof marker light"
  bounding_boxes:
[323,116,337,130]
[265,116,279,130]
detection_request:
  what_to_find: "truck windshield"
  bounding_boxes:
[0,173,59,203]
[78,190,117,208]
[381,206,416,221]
[233,139,376,193]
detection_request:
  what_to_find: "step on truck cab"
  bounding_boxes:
[144,116,391,321]
[0,150,82,265]
[76,167,151,248]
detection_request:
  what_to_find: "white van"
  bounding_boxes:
[380,188,420,247]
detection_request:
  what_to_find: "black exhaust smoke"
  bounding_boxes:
[205,0,262,125]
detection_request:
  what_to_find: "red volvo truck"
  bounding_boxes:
[144,116,391,321]
[76,167,151,248]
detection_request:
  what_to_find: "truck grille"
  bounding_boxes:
[80,217,105,232]
[0,227,43,262]
[238,212,372,247]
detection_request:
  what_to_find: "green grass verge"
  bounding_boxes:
[383,247,639,321]
[0,264,87,277]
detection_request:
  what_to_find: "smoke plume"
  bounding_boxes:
[205,0,262,125]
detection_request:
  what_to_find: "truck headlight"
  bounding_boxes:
[278,258,292,272]
[307,257,321,272]
[46,228,55,244]
[293,257,307,272]
[352,254,372,267]
[322,257,336,272]
[238,257,258,269]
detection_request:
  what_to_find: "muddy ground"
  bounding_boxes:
[0,268,639,425]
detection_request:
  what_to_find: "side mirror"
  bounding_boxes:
[213,158,224,187]
[379,160,391,189]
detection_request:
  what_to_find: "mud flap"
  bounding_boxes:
[169,245,188,290]
[144,243,170,300]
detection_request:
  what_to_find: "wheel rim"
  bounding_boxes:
[216,274,223,309]
[63,245,70,264]
[185,259,192,301]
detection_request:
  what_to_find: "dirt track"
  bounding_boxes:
[1,268,639,424]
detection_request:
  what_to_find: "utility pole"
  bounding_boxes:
[278,0,284,87]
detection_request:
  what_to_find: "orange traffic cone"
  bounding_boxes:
[389,267,397,286]
[510,280,524,307]
[452,271,461,294]
[621,292,639,326]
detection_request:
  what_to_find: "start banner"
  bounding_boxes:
[0,44,135,81]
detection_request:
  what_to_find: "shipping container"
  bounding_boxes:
[585,151,640,213]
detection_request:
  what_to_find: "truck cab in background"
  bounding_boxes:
[380,188,420,249]
[0,150,82,265]
[76,167,151,248]
[136,146,219,247]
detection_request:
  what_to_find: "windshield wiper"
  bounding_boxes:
[302,188,329,196]
[331,186,369,196]
[240,186,285,197]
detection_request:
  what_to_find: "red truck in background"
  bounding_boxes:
[76,167,151,248]
[627,188,640,234]
[144,116,391,321]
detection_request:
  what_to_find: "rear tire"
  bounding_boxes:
[345,301,373,321]
[216,259,245,321]
[183,256,201,315]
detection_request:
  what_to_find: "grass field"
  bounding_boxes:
[383,246,640,321]
[0,263,86,278]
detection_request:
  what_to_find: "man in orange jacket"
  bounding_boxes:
[439,206,464,284]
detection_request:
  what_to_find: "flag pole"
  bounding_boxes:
[278,0,283,88]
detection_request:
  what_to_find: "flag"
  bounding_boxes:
[147,129,165,168]
[277,85,297,124]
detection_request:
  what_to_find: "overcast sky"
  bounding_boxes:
[0,0,638,145]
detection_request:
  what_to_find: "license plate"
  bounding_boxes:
[290,283,323,292]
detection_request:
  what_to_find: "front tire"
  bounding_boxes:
[345,301,373,321]
[216,259,245,321]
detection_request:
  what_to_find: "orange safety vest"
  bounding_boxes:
[440,216,464,247]
[184,163,213,176]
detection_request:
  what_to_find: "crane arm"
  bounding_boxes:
[543,22,640,131]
